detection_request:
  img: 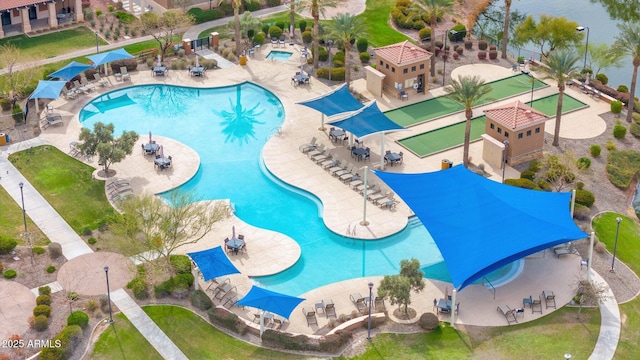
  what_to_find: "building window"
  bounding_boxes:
[385,64,389,69]
[535,127,540,133]
[497,127,502,134]
[518,133,523,139]
[392,67,395,72]
[411,66,416,72]
[379,60,383,66]
[490,123,495,129]
[505,131,509,137]
[526,130,532,136]
[420,64,424,69]
[403,69,408,74]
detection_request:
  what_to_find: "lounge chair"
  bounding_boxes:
[368,190,388,203]
[43,114,64,128]
[319,157,337,169]
[80,75,96,91]
[497,305,517,324]
[328,160,347,175]
[554,243,575,257]
[120,66,131,81]
[334,163,354,178]
[312,150,331,163]
[213,282,236,300]
[349,179,363,189]
[302,307,317,326]
[222,294,240,309]
[107,179,130,190]
[529,295,543,314]
[350,293,366,313]
[543,290,556,309]
[324,299,336,318]
[94,73,109,87]
[299,137,317,153]
[61,86,78,99]
[307,143,325,158]
[271,315,285,330]
[73,80,89,94]
[375,191,398,208]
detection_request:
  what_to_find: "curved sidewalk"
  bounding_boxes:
[589,270,620,360]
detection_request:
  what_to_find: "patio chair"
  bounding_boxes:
[271,37,278,48]
[61,86,78,99]
[319,156,337,169]
[530,295,543,314]
[279,37,286,46]
[324,299,337,318]
[543,290,556,309]
[272,315,286,330]
[94,73,109,87]
[222,294,241,309]
[213,282,235,300]
[554,243,576,257]
[299,136,317,153]
[302,307,317,326]
[350,293,366,313]
[43,114,64,128]
[497,305,518,324]
[399,90,408,101]
[120,66,131,81]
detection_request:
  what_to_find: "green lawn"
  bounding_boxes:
[91,313,163,360]
[399,116,486,157]
[8,145,115,233]
[0,186,47,245]
[0,27,108,61]
[385,74,548,127]
[359,0,411,47]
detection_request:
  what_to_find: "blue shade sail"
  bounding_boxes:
[48,61,93,80]
[296,84,364,117]
[237,285,304,319]
[187,246,240,282]
[29,80,67,99]
[86,48,134,67]
[328,101,406,138]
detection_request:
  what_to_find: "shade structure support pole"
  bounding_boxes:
[360,166,369,226]
[319,114,325,131]
[450,288,457,328]
[587,232,594,282]
[380,133,385,170]
[570,189,576,218]
[260,311,265,338]
[35,98,39,114]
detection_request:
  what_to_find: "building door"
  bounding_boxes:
[28,6,37,20]
[1,12,11,26]
[417,74,424,93]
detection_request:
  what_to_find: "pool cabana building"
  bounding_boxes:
[481,100,548,168]
[366,41,432,99]
[0,0,85,39]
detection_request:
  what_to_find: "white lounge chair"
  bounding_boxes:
[80,75,96,91]
[299,137,317,153]
[120,66,131,81]
[307,143,325,158]
[93,73,109,87]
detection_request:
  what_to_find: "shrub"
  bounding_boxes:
[67,291,79,301]
[87,237,97,245]
[576,157,591,170]
[110,58,137,73]
[504,178,540,190]
[633,112,640,124]
[590,145,601,157]
[266,0,281,6]
[3,270,16,279]
[190,289,213,310]
[537,179,552,191]
[605,140,616,150]
[48,242,63,259]
[333,51,345,63]
[0,98,12,111]
[316,67,346,81]
[528,159,540,172]
[40,325,83,359]
[573,203,591,221]
[418,28,432,42]
[595,241,607,253]
[418,312,440,330]
[32,246,46,255]
[477,51,487,60]
[86,300,98,312]
[613,124,627,139]
[610,100,623,113]
[207,307,248,335]
[575,189,595,207]
[464,40,473,50]
[126,276,149,300]
[301,30,313,45]
[617,85,628,93]
[39,285,51,296]
[359,52,370,63]
[67,311,89,329]
[478,40,488,50]
[520,169,535,181]
[630,122,640,138]
[275,21,285,30]
[595,73,608,85]
[107,4,114,11]
[356,38,368,53]
[36,295,52,306]
[0,260,3,273]
[34,305,51,318]
[576,181,585,190]
[99,294,109,313]
[299,20,307,33]
[488,50,498,60]
[34,315,49,332]
[317,47,329,62]
[0,236,18,254]
[170,254,191,274]
[268,25,282,39]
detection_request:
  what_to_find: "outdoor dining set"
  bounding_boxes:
[143,132,172,170]
[292,71,310,86]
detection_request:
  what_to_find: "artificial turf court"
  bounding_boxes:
[385,73,548,127]
[399,93,587,157]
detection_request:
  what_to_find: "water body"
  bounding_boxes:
[486,0,634,88]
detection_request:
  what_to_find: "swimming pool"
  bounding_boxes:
[80,83,521,295]
[266,51,293,61]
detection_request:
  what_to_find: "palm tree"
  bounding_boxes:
[444,75,492,167]
[613,22,640,123]
[231,0,242,57]
[416,0,454,77]
[303,0,337,70]
[501,0,512,59]
[326,13,366,88]
[538,48,581,146]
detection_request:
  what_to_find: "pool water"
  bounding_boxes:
[266,51,293,61]
[80,83,521,296]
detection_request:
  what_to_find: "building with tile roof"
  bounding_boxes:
[372,41,432,99]
[482,100,548,167]
[1,0,84,39]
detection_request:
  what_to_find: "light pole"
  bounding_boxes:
[576,26,589,71]
[328,39,334,85]
[526,71,535,108]
[104,266,114,323]
[610,217,622,272]
[95,30,99,54]
[501,140,509,183]
[367,282,373,340]
[442,30,457,86]
[18,182,27,235]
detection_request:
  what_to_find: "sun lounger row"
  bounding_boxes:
[108,181,134,202]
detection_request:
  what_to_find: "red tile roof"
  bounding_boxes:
[483,100,548,130]
[0,0,49,12]
[374,41,432,65]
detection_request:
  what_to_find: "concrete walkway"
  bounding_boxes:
[0,140,187,360]
[589,270,621,360]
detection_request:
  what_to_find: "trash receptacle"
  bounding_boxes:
[5,133,9,144]
[441,159,452,170]
[239,55,247,65]
[0,133,6,146]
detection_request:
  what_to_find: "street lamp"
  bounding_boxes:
[104,265,114,323]
[610,217,622,272]
[95,30,99,54]
[18,182,27,235]
[367,282,373,340]
[524,71,535,108]
[501,140,509,183]
[576,26,589,71]
[442,30,457,86]
[327,39,334,85]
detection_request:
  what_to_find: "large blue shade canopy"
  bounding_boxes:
[187,246,240,281]
[87,48,134,67]
[327,100,406,138]
[48,61,93,80]
[296,84,364,117]
[29,80,67,99]
[373,165,588,291]
[237,286,304,319]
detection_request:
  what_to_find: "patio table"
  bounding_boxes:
[385,152,401,166]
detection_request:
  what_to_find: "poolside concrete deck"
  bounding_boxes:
[34,54,611,334]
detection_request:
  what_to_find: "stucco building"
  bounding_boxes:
[369,41,432,99]
[1,0,85,38]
